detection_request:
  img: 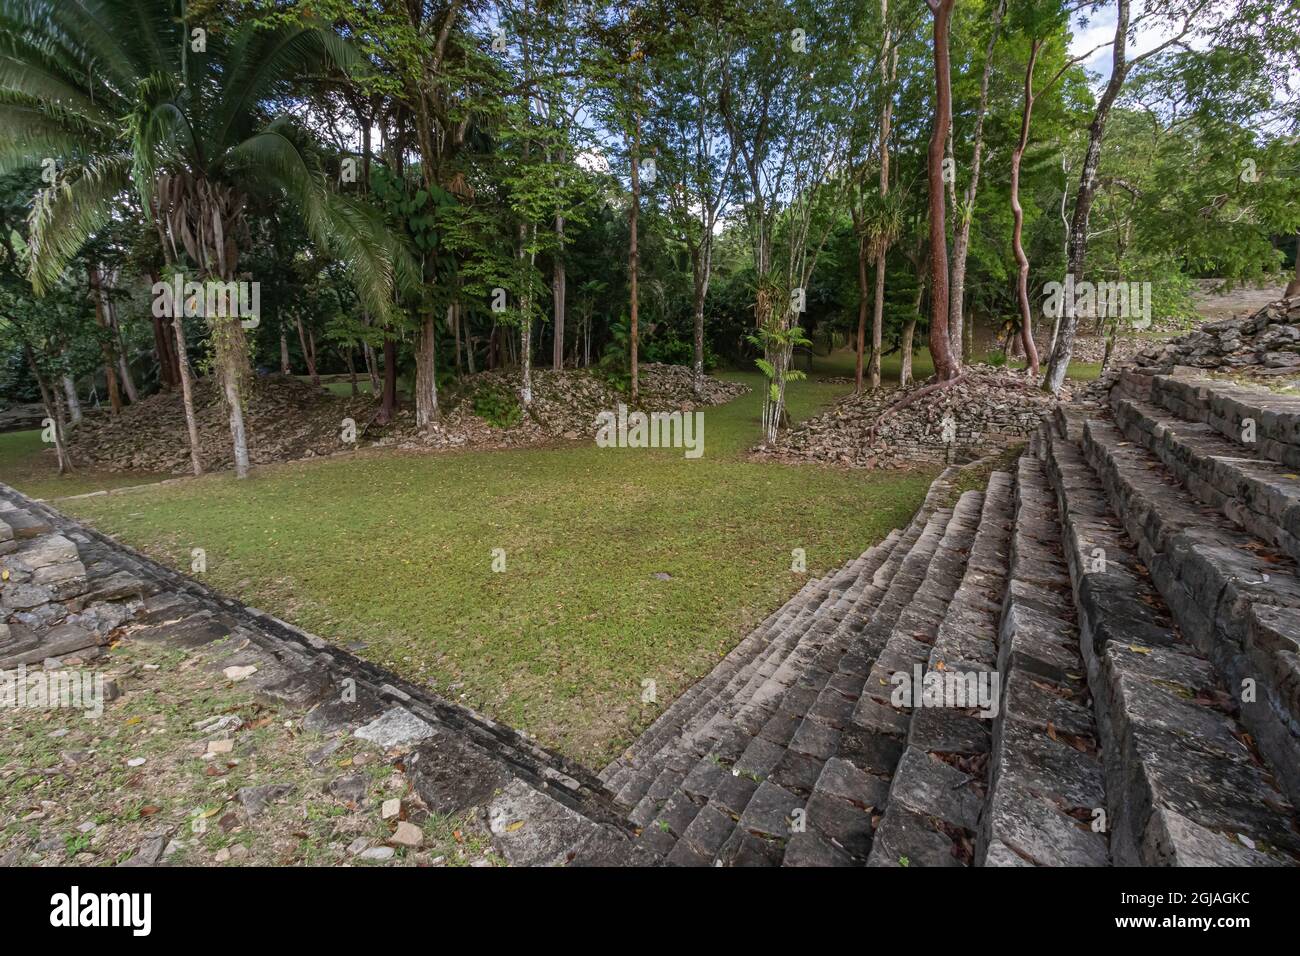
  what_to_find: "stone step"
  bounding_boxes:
[629,506,961,863]
[1135,370,1300,470]
[863,470,1019,867]
[1113,395,1300,565]
[787,492,986,866]
[1058,423,1300,864]
[600,570,832,790]
[633,491,983,865]
[976,455,1108,866]
[612,545,897,812]
[1080,416,1300,814]
[624,498,948,847]
[610,572,848,807]
[681,536,904,736]
[602,466,966,807]
[657,506,965,865]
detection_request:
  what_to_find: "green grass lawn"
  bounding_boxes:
[20,371,936,766]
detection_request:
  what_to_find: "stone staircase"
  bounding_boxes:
[603,368,1300,866]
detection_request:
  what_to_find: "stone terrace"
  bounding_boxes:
[5,358,1300,865]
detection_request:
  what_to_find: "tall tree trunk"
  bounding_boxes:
[872,247,888,388]
[517,223,535,407]
[870,0,895,392]
[379,337,398,424]
[1011,40,1043,377]
[415,310,440,427]
[1045,0,1131,394]
[218,323,251,479]
[363,335,381,394]
[629,112,641,404]
[147,208,200,471]
[949,0,1004,363]
[553,213,566,370]
[346,348,359,397]
[25,344,72,474]
[103,282,138,403]
[296,315,320,387]
[88,265,122,413]
[1285,236,1300,297]
[150,307,178,390]
[171,315,202,476]
[925,0,959,381]
[854,234,869,394]
[61,374,82,425]
[691,247,708,398]
[453,300,463,377]
[280,327,291,375]
[900,319,917,387]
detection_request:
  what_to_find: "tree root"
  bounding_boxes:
[865,373,968,444]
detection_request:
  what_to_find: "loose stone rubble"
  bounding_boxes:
[61,364,747,476]
[1133,297,1300,375]
[763,365,1065,469]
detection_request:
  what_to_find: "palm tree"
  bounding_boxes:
[0,0,408,477]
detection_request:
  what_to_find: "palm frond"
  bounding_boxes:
[212,20,362,154]
[27,151,131,293]
[229,124,408,324]
[0,90,114,175]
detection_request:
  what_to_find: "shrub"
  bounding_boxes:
[473,383,523,428]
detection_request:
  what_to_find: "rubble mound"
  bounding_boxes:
[763,365,1064,469]
[1132,296,1300,375]
[399,363,747,451]
[65,374,365,474]
[639,363,749,407]
[63,364,748,475]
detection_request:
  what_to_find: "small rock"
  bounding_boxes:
[236,783,295,817]
[194,714,242,734]
[119,835,166,867]
[347,837,371,856]
[207,739,234,755]
[126,757,146,768]
[390,821,423,848]
[59,750,90,767]
[328,773,369,804]
[223,665,258,682]
[381,798,402,820]
[358,846,394,862]
[76,821,96,833]
[354,708,435,750]
[35,835,65,854]
[307,738,343,767]
[214,847,231,863]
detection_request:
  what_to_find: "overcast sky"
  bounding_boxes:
[1068,0,1226,85]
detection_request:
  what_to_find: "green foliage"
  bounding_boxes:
[472,381,523,429]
